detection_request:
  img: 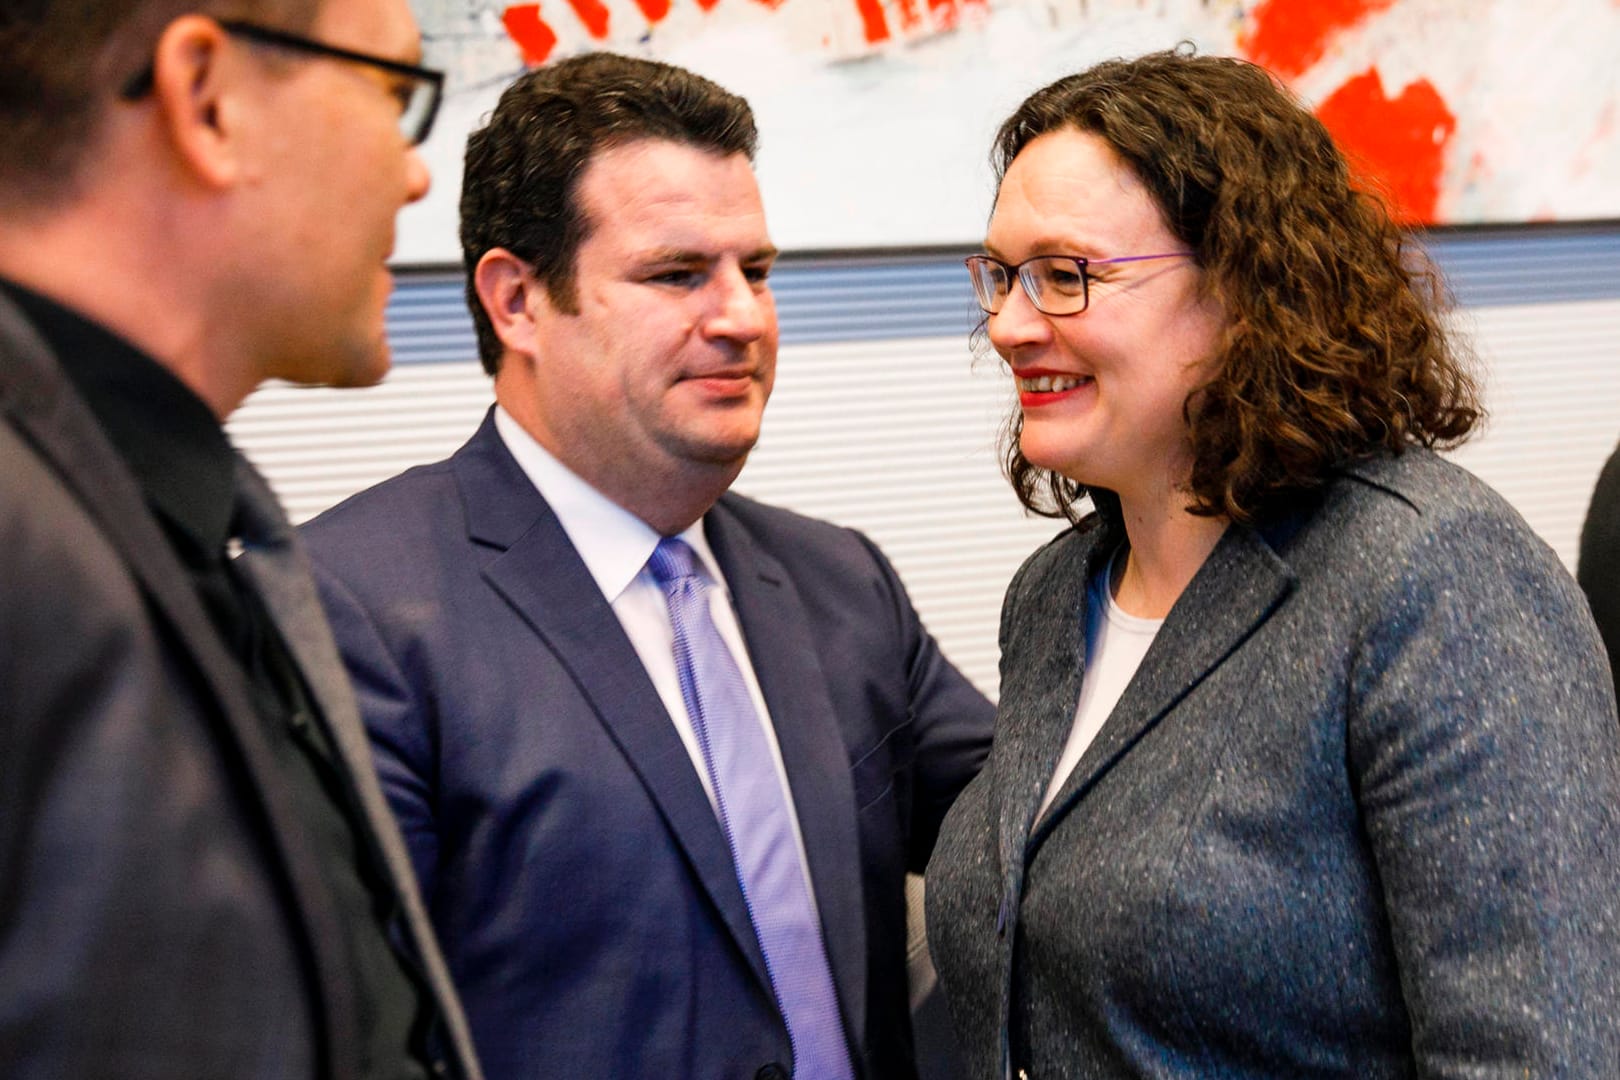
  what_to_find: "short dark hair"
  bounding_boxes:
[459,52,758,374]
[990,48,1481,525]
[0,0,319,206]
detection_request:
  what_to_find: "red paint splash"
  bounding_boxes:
[925,0,986,33]
[854,0,890,42]
[632,0,672,21]
[565,0,612,39]
[1314,68,1457,225]
[1240,0,1397,80]
[502,4,558,66]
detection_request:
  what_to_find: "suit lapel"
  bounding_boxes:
[454,421,775,997]
[232,456,360,765]
[232,458,484,1080]
[0,294,361,1079]
[1029,523,1294,851]
[705,501,869,1050]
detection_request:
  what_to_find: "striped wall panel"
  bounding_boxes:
[229,227,1620,698]
[1447,299,1620,563]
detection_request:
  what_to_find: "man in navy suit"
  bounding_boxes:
[301,53,993,1079]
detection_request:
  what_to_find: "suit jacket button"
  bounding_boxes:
[755,1064,789,1080]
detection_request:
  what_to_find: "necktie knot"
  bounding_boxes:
[647,536,702,589]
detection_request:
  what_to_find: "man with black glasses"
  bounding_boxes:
[0,2,478,1077]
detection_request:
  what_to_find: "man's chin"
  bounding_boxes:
[275,339,392,390]
[332,349,393,390]
[687,430,761,469]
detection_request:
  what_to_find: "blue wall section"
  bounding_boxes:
[1432,227,1620,307]
[385,224,1620,363]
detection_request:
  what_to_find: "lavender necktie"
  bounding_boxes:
[647,537,854,1080]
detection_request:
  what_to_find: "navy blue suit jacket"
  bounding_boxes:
[301,411,993,1079]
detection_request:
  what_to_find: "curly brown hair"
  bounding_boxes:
[990,47,1481,524]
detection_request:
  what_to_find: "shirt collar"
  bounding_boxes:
[0,277,236,559]
[493,405,726,601]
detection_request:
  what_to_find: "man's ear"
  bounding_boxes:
[475,248,546,359]
[147,15,245,189]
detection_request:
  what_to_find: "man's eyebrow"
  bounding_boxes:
[637,249,709,265]
[636,246,780,264]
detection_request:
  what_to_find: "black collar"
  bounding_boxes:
[0,278,235,560]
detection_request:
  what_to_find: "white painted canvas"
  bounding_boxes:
[393,0,1620,263]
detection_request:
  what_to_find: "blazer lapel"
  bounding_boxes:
[232,457,484,1080]
[455,421,774,997]
[992,524,1104,887]
[1029,523,1295,850]
[704,502,869,1048]
[231,455,362,763]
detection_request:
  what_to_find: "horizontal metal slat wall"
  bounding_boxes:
[1447,298,1620,561]
[1433,227,1620,307]
[229,225,1620,697]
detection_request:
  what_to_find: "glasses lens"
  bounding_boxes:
[400,76,442,145]
[965,257,1008,314]
[1022,257,1089,315]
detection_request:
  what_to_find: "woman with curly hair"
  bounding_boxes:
[926,48,1620,1078]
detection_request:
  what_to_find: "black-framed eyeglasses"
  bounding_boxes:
[120,19,445,146]
[964,252,1195,316]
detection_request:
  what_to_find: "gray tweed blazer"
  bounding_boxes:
[927,449,1620,1078]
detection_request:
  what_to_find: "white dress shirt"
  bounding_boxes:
[494,406,820,904]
